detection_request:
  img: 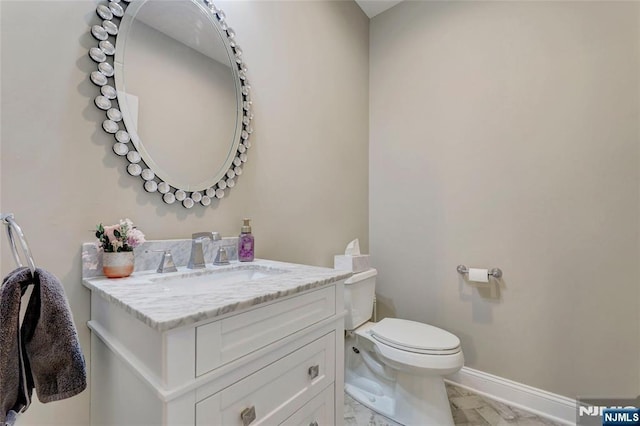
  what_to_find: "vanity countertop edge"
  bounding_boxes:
[82,258,352,332]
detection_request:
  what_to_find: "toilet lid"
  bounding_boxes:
[371,318,461,355]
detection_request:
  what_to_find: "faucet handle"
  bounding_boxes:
[146,249,178,273]
[214,246,230,265]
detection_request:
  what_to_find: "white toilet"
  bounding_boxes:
[344,268,464,425]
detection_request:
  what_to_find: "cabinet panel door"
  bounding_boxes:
[280,385,334,426]
[196,332,335,426]
[197,287,335,376]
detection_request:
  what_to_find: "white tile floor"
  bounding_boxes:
[344,383,565,426]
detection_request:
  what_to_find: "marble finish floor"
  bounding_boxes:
[344,383,565,426]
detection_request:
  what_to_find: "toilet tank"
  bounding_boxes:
[344,268,377,330]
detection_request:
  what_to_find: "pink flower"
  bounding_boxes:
[103,224,120,244]
[127,228,146,248]
[97,219,145,252]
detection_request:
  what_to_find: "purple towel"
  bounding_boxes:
[0,267,86,423]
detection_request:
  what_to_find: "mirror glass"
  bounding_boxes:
[115,0,241,191]
[90,0,252,207]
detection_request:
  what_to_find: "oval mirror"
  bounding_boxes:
[89,0,253,208]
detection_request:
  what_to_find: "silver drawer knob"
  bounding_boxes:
[308,364,319,379]
[240,406,256,426]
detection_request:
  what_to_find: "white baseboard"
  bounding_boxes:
[445,367,577,425]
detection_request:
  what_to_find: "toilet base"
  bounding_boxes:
[345,372,454,426]
[395,372,453,426]
[345,335,455,426]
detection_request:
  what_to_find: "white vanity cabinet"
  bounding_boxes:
[84,261,347,426]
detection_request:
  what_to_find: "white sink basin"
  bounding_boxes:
[148,266,289,291]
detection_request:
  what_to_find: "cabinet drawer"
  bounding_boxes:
[195,332,335,426]
[280,385,334,426]
[196,286,335,377]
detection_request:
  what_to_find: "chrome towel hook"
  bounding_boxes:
[1,213,36,276]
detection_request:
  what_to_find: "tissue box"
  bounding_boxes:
[334,255,370,273]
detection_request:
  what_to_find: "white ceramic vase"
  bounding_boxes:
[102,251,134,279]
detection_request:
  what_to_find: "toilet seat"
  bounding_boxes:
[354,320,464,375]
[370,318,461,355]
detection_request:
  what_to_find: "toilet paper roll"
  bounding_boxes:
[468,268,489,283]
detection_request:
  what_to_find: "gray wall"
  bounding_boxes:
[4,0,636,419]
[370,1,639,398]
[0,1,369,424]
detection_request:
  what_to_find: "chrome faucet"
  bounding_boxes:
[147,249,178,273]
[188,232,221,269]
[214,245,230,265]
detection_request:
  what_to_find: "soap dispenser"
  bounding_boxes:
[238,218,254,262]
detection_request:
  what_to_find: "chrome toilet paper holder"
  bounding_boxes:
[456,265,503,279]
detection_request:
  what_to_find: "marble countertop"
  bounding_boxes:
[82,259,352,332]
